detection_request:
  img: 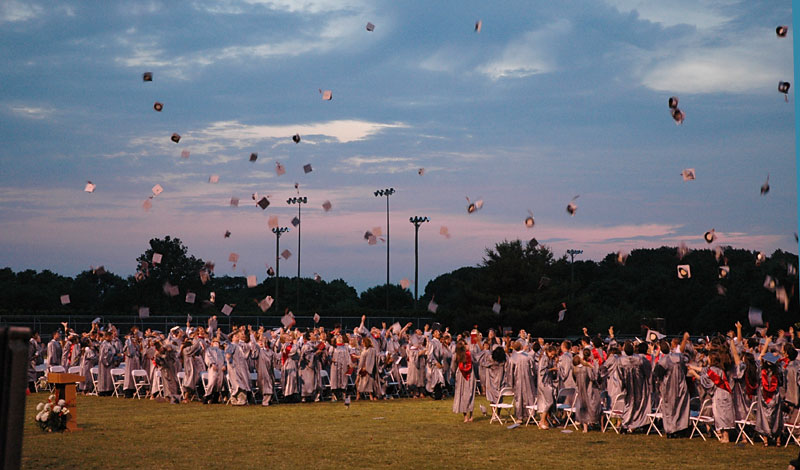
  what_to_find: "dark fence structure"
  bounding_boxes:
[0,314,437,337]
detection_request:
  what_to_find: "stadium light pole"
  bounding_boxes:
[409,216,430,310]
[374,187,395,312]
[286,196,307,313]
[272,227,290,312]
[567,249,583,301]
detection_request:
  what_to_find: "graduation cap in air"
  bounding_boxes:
[209,175,219,184]
[314,313,321,323]
[364,231,375,244]
[275,162,286,176]
[92,265,106,275]
[281,312,296,328]
[84,181,96,193]
[616,251,628,265]
[321,90,332,101]
[646,329,666,342]
[557,303,567,322]
[492,298,501,314]
[171,133,181,143]
[153,102,163,112]
[221,304,233,316]
[60,294,71,305]
[322,200,332,212]
[142,72,153,82]
[138,306,150,318]
[268,215,279,229]
[777,25,789,37]
[789,264,797,276]
[314,273,321,282]
[677,264,691,279]
[199,270,210,284]
[760,175,770,195]
[372,226,383,237]
[718,266,730,279]
[756,251,766,265]
[258,296,274,312]
[400,278,410,290]
[439,226,451,239]
[152,253,163,264]
[779,81,791,101]
[162,281,179,297]
[292,134,301,144]
[475,20,482,32]
[366,22,375,32]
[91,317,101,324]
[210,292,216,303]
[143,199,151,211]
[249,152,258,162]
[185,292,196,304]
[776,286,790,311]
[303,164,313,174]
[418,168,425,176]
[257,197,270,209]
[281,249,292,260]
[291,216,300,227]
[566,195,579,216]
[703,229,716,244]
[428,296,438,313]
[681,168,696,181]
[763,352,780,364]
[224,230,231,238]
[267,266,275,276]
[466,197,483,214]
[748,306,763,326]
[668,96,679,109]
[247,275,257,288]
[228,252,239,263]
[524,210,535,228]
[671,108,685,125]
[181,150,190,159]
[152,184,164,197]
[763,275,776,291]
[390,322,402,335]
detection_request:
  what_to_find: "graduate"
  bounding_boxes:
[406,328,427,398]
[203,337,226,404]
[451,340,476,422]
[425,328,446,399]
[180,334,204,402]
[225,330,252,405]
[280,334,301,401]
[756,350,784,446]
[508,341,536,422]
[154,341,181,404]
[536,345,558,428]
[253,334,278,406]
[652,334,690,436]
[97,331,116,396]
[122,329,142,398]
[557,340,576,392]
[783,344,800,412]
[27,332,42,392]
[329,334,350,400]
[573,349,602,432]
[618,340,651,432]
[356,336,381,400]
[691,350,735,443]
[478,344,507,404]
[46,330,62,370]
[600,345,623,406]
[299,332,323,402]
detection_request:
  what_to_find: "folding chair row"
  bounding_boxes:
[689,398,720,441]
[490,387,517,425]
[646,398,664,437]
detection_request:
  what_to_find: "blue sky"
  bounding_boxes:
[0,0,795,293]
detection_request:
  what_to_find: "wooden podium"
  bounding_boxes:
[48,372,84,432]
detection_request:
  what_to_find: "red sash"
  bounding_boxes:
[762,370,779,403]
[707,368,732,394]
[458,351,472,381]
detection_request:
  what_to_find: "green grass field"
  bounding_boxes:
[21,392,796,469]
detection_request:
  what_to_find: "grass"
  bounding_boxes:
[21,392,796,470]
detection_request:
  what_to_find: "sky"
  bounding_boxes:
[0,0,796,294]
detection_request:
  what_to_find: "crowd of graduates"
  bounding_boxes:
[26,315,800,448]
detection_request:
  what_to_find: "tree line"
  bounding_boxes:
[0,236,797,336]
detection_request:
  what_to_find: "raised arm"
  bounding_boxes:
[729,338,741,366]
[735,321,742,344]
[680,332,689,354]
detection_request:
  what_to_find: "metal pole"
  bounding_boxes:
[386,194,390,312]
[297,203,301,313]
[414,223,419,309]
[275,231,280,312]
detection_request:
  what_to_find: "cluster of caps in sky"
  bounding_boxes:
[71,19,794,322]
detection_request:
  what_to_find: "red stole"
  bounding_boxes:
[458,351,473,381]
[762,370,779,403]
[707,368,732,394]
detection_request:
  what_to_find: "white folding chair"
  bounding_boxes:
[489,387,517,425]
[132,369,150,399]
[602,393,625,433]
[734,401,757,445]
[201,371,210,393]
[689,398,719,441]
[399,366,409,392]
[561,389,579,430]
[68,366,81,375]
[321,370,334,397]
[177,371,187,397]
[525,403,540,427]
[250,371,259,397]
[110,368,125,397]
[273,368,282,399]
[646,398,664,436]
[784,407,800,447]
[89,367,99,396]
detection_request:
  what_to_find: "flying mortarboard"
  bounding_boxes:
[224,230,231,238]
[303,164,313,174]
[777,25,789,37]
[668,96,679,109]
[566,195,579,216]
[60,294,70,305]
[275,162,286,176]
[142,72,153,82]
[681,168,696,181]
[677,242,690,260]
[247,275,257,288]
[763,352,780,364]
[475,20,482,33]
[321,90,332,101]
[366,22,375,31]
[171,133,181,143]
[152,184,163,196]
[153,102,163,112]
[756,251,766,265]
[322,200,332,212]
[372,227,383,237]
[616,251,628,265]
[258,296,274,312]
[748,306,763,327]
[249,152,258,162]
[428,296,438,313]
[718,266,730,279]
[492,300,501,314]
[313,313,320,323]
[763,275,776,291]
[229,197,239,207]
[525,209,535,228]
[439,226,451,239]
[418,168,425,175]
[671,108,685,125]
[703,229,716,244]
[761,175,770,195]
[257,197,270,209]
[292,134,301,144]
[221,304,233,316]
[185,292,196,304]
[314,273,321,282]
[138,306,149,318]
[779,81,791,101]
[776,286,789,311]
[558,303,567,322]
[391,322,402,334]
[281,312,296,328]
[267,266,275,276]
[228,252,239,263]
[281,249,292,260]
[677,264,691,279]
[400,278,410,290]
[152,253,163,264]
[646,329,666,342]
[291,216,300,227]
[209,175,219,184]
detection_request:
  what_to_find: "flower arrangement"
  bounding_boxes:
[34,395,70,432]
